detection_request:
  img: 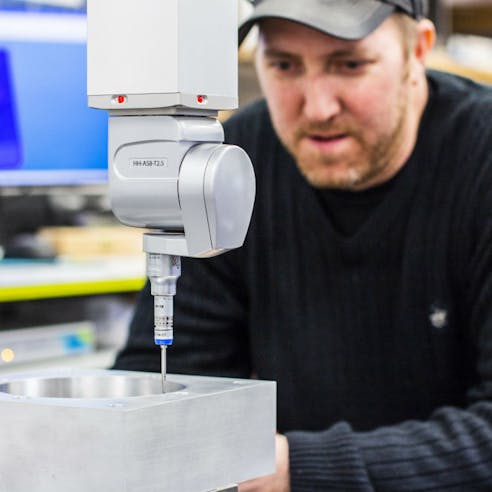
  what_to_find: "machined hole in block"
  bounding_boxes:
[0,374,185,398]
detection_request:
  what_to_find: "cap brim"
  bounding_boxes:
[239,0,395,45]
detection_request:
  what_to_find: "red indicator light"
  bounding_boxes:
[197,95,204,104]
[111,95,128,106]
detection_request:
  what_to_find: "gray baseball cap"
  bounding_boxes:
[239,0,427,44]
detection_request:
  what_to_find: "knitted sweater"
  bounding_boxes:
[114,71,492,491]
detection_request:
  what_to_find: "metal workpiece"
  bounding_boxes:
[0,369,276,492]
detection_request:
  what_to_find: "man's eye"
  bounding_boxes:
[339,60,368,72]
[271,60,293,71]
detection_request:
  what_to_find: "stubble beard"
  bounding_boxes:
[281,76,412,191]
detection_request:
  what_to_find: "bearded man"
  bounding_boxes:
[115,1,492,490]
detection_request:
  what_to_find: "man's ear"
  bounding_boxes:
[414,19,436,65]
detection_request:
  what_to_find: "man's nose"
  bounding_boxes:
[301,76,342,122]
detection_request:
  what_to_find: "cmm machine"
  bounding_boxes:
[87,0,256,391]
[0,2,275,491]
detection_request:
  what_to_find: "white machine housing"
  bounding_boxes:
[87,0,256,259]
[109,115,255,257]
[87,0,238,112]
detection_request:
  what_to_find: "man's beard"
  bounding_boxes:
[283,83,411,190]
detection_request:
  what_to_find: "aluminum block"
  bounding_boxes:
[0,369,276,492]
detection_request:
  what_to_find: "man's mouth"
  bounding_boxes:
[303,133,349,152]
[308,133,347,142]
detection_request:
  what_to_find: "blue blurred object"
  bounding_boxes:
[0,1,86,14]
[0,49,21,170]
[0,10,107,187]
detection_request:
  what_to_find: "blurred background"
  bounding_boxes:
[0,0,490,372]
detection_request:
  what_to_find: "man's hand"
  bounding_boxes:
[238,433,290,492]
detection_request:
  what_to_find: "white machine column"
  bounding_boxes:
[87,0,238,112]
[87,0,256,391]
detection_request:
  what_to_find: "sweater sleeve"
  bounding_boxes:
[287,403,492,491]
[286,116,492,492]
[287,271,492,491]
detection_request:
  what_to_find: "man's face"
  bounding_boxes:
[255,16,422,190]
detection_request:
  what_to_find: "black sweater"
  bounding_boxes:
[114,71,492,491]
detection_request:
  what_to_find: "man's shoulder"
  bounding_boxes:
[426,70,492,152]
[225,98,269,127]
[423,71,492,199]
[223,99,272,146]
[427,70,492,115]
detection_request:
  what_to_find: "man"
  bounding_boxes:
[114,0,492,490]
